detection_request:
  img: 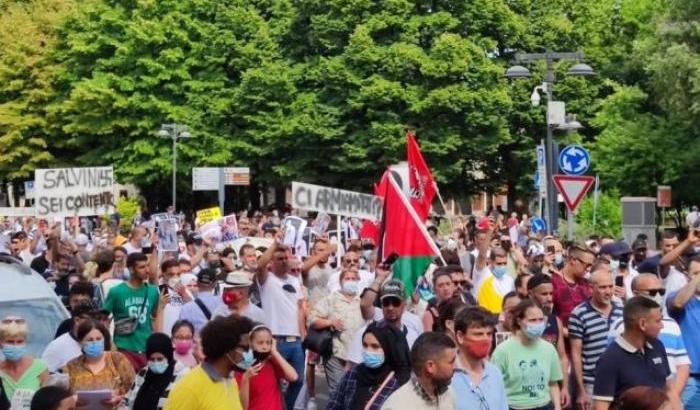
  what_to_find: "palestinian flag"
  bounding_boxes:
[379,172,441,297]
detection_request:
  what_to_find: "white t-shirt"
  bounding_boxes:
[19,249,35,266]
[213,303,267,325]
[123,242,142,255]
[346,313,420,365]
[665,267,688,296]
[41,332,82,373]
[259,273,302,337]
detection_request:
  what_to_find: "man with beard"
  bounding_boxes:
[164,315,254,410]
[568,269,623,410]
[381,332,457,410]
[527,275,570,408]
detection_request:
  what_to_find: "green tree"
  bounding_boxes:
[575,189,622,239]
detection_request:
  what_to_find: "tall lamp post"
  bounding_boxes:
[158,124,192,211]
[506,50,594,234]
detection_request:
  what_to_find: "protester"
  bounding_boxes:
[42,303,95,372]
[170,320,198,369]
[435,296,467,341]
[492,299,563,410]
[593,297,672,409]
[495,292,521,345]
[568,269,623,409]
[326,322,411,410]
[422,268,458,331]
[63,320,135,406]
[164,315,254,410]
[452,307,508,410]
[476,247,516,314]
[309,269,366,393]
[610,274,689,406]
[668,255,700,410]
[447,265,477,306]
[103,252,160,370]
[120,333,185,410]
[600,241,637,300]
[235,325,298,410]
[301,238,336,306]
[214,271,266,323]
[515,273,532,299]
[551,244,595,327]
[54,280,95,338]
[178,268,222,335]
[380,332,457,410]
[29,386,75,410]
[255,242,305,410]
[0,316,48,408]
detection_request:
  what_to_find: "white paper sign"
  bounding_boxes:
[35,167,115,218]
[0,207,35,217]
[291,182,382,221]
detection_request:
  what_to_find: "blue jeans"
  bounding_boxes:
[276,338,305,410]
[683,376,700,410]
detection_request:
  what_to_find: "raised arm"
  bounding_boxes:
[255,240,278,285]
[360,266,390,320]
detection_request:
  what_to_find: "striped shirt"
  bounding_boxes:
[568,300,624,384]
[608,316,690,375]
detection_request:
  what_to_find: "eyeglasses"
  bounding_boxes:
[574,257,593,269]
[381,298,402,307]
[1,317,26,325]
[453,280,468,286]
[639,288,666,297]
[345,259,359,265]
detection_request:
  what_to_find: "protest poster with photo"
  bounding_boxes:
[35,166,115,218]
[310,212,330,235]
[283,216,308,257]
[158,218,179,252]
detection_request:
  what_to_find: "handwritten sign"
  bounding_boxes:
[35,167,115,218]
[291,182,382,221]
[196,206,222,225]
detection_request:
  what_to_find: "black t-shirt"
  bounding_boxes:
[54,318,73,339]
[542,312,559,347]
[30,254,50,275]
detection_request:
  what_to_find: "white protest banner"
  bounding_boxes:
[291,182,382,221]
[0,208,35,217]
[35,167,115,218]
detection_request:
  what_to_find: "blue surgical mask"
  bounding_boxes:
[492,266,507,279]
[229,349,254,371]
[83,340,104,359]
[2,344,26,362]
[362,350,385,369]
[524,322,546,339]
[148,360,169,374]
[610,260,620,271]
[342,280,359,295]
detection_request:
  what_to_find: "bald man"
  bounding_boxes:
[569,269,624,409]
[609,273,690,408]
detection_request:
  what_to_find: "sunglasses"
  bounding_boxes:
[345,259,359,265]
[453,280,468,286]
[1,317,26,325]
[640,288,666,297]
[381,298,402,307]
[574,257,593,269]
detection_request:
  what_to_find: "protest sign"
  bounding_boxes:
[158,218,179,252]
[35,167,115,218]
[283,216,308,257]
[196,207,222,225]
[291,182,382,221]
[310,212,330,235]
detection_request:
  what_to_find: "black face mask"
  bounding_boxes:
[530,264,543,275]
[253,350,271,363]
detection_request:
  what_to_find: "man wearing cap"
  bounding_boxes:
[348,273,422,365]
[213,271,266,324]
[178,267,223,335]
[600,241,638,300]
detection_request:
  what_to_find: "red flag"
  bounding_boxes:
[407,130,436,220]
[379,173,440,296]
[374,170,390,199]
[359,219,380,244]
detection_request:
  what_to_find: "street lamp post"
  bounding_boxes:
[158,124,192,211]
[506,50,595,234]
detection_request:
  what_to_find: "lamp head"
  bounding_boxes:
[505,65,531,79]
[530,89,541,107]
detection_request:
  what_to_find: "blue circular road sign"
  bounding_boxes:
[558,144,590,176]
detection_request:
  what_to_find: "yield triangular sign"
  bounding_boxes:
[553,174,595,211]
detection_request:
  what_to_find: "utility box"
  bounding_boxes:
[621,197,657,249]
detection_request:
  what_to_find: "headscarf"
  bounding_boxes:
[356,321,411,387]
[133,333,176,410]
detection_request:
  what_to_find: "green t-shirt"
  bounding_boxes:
[103,282,159,352]
[491,336,563,409]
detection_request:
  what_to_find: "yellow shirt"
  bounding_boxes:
[163,364,243,410]
[477,276,504,314]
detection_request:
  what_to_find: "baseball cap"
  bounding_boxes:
[197,268,217,285]
[527,242,545,257]
[600,241,632,258]
[221,271,253,289]
[380,279,405,301]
